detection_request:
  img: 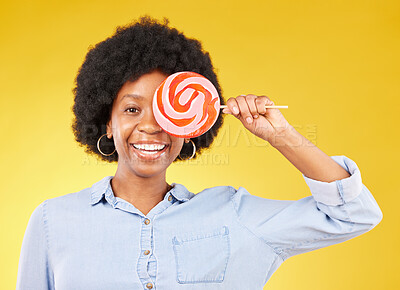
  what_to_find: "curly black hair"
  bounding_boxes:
[71,15,225,163]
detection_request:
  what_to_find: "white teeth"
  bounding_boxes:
[133,144,166,151]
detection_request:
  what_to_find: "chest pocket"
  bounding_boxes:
[172,225,230,284]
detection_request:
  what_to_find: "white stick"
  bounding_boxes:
[220,105,288,109]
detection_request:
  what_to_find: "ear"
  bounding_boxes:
[106,119,113,138]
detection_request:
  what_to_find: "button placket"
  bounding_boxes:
[137,217,155,289]
[136,198,176,289]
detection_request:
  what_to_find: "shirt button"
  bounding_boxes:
[144,250,150,255]
[144,218,150,225]
[146,282,153,289]
[168,195,172,201]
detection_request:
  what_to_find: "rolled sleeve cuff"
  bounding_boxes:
[302,155,363,206]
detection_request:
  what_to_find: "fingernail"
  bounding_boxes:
[254,115,258,118]
[246,117,253,124]
[233,107,239,114]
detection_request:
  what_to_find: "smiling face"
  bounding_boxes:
[106,69,186,178]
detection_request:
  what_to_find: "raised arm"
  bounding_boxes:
[224,94,383,262]
[223,94,350,182]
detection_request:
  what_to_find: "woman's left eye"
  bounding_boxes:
[125,107,139,113]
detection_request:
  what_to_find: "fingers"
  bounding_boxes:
[225,94,273,124]
[255,95,274,115]
[236,95,255,124]
[225,97,240,115]
[245,95,259,119]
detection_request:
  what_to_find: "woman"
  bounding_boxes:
[17,16,382,289]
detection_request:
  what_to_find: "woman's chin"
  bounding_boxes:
[121,157,171,178]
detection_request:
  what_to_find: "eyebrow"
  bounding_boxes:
[121,94,145,101]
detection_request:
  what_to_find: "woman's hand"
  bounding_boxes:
[222,94,292,145]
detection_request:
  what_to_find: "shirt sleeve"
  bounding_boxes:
[17,201,54,290]
[230,155,383,261]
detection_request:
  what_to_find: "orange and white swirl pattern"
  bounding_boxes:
[153,71,220,138]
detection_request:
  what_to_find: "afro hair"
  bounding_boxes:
[71,15,225,163]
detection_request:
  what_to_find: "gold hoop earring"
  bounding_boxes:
[97,133,116,156]
[179,139,196,160]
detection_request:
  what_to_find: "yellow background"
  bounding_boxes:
[1,0,398,289]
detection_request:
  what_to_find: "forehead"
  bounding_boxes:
[116,70,169,103]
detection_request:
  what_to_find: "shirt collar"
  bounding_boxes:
[90,176,194,205]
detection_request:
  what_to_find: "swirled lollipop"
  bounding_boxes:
[153,71,289,138]
[153,71,220,138]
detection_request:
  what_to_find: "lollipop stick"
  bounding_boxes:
[220,105,288,109]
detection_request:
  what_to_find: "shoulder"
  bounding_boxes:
[193,184,236,200]
[192,184,266,201]
[39,182,96,218]
[190,184,269,208]
[43,175,112,210]
[190,185,293,221]
[227,186,294,216]
[47,186,91,205]
[24,185,92,233]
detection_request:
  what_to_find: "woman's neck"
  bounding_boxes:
[110,167,171,216]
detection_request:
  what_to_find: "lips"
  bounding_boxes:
[130,143,169,161]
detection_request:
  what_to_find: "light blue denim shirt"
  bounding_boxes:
[17,155,383,290]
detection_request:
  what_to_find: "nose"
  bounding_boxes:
[137,109,163,134]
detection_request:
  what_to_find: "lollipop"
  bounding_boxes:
[153,71,220,138]
[153,71,288,138]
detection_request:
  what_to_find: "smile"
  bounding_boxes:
[130,143,169,160]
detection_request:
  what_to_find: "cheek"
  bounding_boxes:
[170,138,184,155]
[112,120,135,146]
